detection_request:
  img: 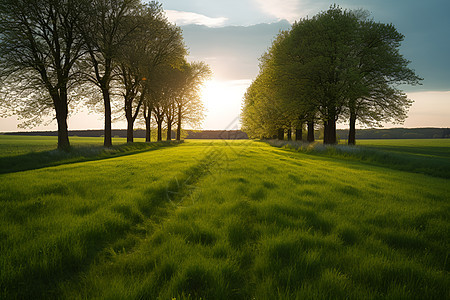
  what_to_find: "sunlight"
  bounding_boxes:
[199,78,252,129]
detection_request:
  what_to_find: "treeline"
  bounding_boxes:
[4,128,449,140]
[3,130,249,139]
[241,6,421,145]
[273,127,450,141]
[338,127,450,140]
[0,0,210,151]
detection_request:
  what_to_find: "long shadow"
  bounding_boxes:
[0,141,183,175]
[4,145,216,299]
[3,182,178,299]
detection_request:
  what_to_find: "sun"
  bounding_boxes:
[199,79,252,129]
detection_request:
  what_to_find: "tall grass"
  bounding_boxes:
[265,139,450,178]
[1,139,449,299]
[0,141,210,298]
[0,135,123,157]
[0,135,182,174]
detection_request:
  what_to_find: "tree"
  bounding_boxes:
[165,100,176,140]
[116,6,153,143]
[0,0,88,151]
[152,101,165,141]
[242,6,421,145]
[241,70,289,140]
[284,7,421,144]
[291,7,361,144]
[137,15,186,142]
[261,30,316,141]
[242,31,314,141]
[118,59,144,143]
[80,0,142,147]
[148,64,172,141]
[174,61,211,141]
[145,61,209,142]
[344,19,421,145]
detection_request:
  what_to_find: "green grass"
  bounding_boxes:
[266,139,450,178]
[0,135,181,174]
[0,135,123,157]
[357,139,450,160]
[0,138,449,299]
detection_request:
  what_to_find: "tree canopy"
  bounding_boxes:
[145,60,211,141]
[0,0,209,149]
[0,0,89,150]
[241,5,421,145]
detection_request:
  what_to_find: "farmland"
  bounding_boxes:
[0,136,449,299]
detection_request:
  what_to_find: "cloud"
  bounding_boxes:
[252,0,304,22]
[253,0,344,23]
[165,10,228,27]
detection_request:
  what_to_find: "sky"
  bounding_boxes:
[1,0,449,132]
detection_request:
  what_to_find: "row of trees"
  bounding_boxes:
[0,0,210,150]
[241,6,421,145]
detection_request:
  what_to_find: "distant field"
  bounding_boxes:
[357,138,450,156]
[0,138,449,299]
[0,135,146,158]
[269,138,450,179]
[0,135,173,174]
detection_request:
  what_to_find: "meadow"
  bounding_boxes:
[267,139,450,178]
[0,135,181,174]
[0,136,449,299]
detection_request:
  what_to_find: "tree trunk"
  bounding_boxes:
[295,127,303,141]
[157,120,162,141]
[127,118,133,143]
[125,99,133,143]
[176,105,182,141]
[54,96,70,152]
[323,119,337,145]
[287,128,292,141]
[167,121,172,141]
[277,128,284,140]
[331,121,337,144]
[125,90,144,144]
[176,125,181,141]
[145,108,151,142]
[307,121,315,143]
[348,110,357,145]
[102,88,112,147]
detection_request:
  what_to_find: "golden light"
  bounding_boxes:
[199,78,252,129]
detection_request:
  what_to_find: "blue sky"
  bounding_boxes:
[1,0,449,131]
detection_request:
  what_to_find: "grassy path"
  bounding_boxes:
[1,140,449,299]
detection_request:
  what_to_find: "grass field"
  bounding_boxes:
[0,136,449,299]
[0,136,182,174]
[268,139,450,179]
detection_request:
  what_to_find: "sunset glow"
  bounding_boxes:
[199,79,251,130]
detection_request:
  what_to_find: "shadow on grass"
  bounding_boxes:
[262,140,450,179]
[1,149,187,299]
[0,141,183,175]
[3,187,176,299]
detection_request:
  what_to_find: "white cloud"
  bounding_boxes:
[252,0,301,22]
[252,0,323,23]
[165,10,228,27]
